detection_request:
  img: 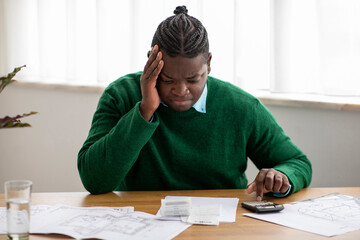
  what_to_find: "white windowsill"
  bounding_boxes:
[12,80,106,93]
[250,90,360,111]
[11,81,360,112]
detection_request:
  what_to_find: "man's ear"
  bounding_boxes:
[207,53,212,74]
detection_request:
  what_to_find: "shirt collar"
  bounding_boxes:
[161,83,207,113]
[192,83,207,113]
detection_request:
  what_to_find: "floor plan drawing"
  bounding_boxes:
[30,205,191,240]
[297,194,360,224]
[60,213,151,236]
[30,205,54,217]
[244,193,360,237]
[0,205,55,234]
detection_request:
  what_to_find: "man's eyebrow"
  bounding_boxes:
[187,71,205,79]
[186,74,200,79]
[161,72,173,79]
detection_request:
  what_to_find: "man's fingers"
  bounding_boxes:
[264,170,275,191]
[139,44,163,120]
[273,174,283,192]
[246,182,256,194]
[247,169,290,200]
[255,170,267,201]
[142,52,163,91]
[279,177,290,193]
[148,52,163,81]
[143,45,160,79]
[154,60,164,78]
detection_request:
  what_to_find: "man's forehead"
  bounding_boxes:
[161,69,203,78]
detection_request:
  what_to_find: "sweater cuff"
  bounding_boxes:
[272,184,292,198]
[136,102,158,125]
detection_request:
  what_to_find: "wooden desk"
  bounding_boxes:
[0,187,359,239]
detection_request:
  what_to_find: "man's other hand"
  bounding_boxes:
[246,168,290,201]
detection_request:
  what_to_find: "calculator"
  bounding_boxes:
[242,200,284,213]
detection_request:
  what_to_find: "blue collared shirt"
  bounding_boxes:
[191,83,207,113]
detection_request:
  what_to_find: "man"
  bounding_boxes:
[78,6,312,200]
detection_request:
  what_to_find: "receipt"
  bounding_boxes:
[182,204,221,226]
[160,198,191,217]
[159,198,222,225]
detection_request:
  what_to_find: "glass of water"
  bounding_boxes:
[4,180,32,240]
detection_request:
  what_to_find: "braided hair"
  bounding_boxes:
[151,5,209,61]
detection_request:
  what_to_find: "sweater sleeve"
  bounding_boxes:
[246,100,312,195]
[77,90,159,194]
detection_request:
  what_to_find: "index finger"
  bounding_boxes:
[255,170,267,201]
[246,181,256,194]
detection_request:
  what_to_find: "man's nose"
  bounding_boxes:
[172,82,189,96]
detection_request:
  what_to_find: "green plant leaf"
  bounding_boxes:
[0,122,31,128]
[0,65,26,93]
[0,65,39,129]
[0,112,38,129]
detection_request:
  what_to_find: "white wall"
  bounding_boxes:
[0,83,100,193]
[266,105,360,188]
[1,83,360,193]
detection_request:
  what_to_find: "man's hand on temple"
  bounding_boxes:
[140,44,164,121]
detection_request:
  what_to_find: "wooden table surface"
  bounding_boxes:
[1,187,359,239]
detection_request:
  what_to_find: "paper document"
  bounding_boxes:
[157,196,239,223]
[30,205,190,240]
[0,207,5,233]
[181,204,221,225]
[244,193,360,237]
[0,205,55,234]
[160,198,192,216]
[1,205,191,239]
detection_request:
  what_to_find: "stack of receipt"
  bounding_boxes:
[159,197,221,225]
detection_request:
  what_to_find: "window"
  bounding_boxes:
[1,0,359,96]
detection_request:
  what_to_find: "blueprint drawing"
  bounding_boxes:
[244,193,360,237]
[30,205,190,240]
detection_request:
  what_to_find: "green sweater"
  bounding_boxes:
[78,72,312,194]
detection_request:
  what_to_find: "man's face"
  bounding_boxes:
[157,52,211,112]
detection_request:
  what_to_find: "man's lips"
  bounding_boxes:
[171,99,191,105]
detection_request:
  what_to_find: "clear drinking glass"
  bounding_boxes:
[4,180,32,240]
